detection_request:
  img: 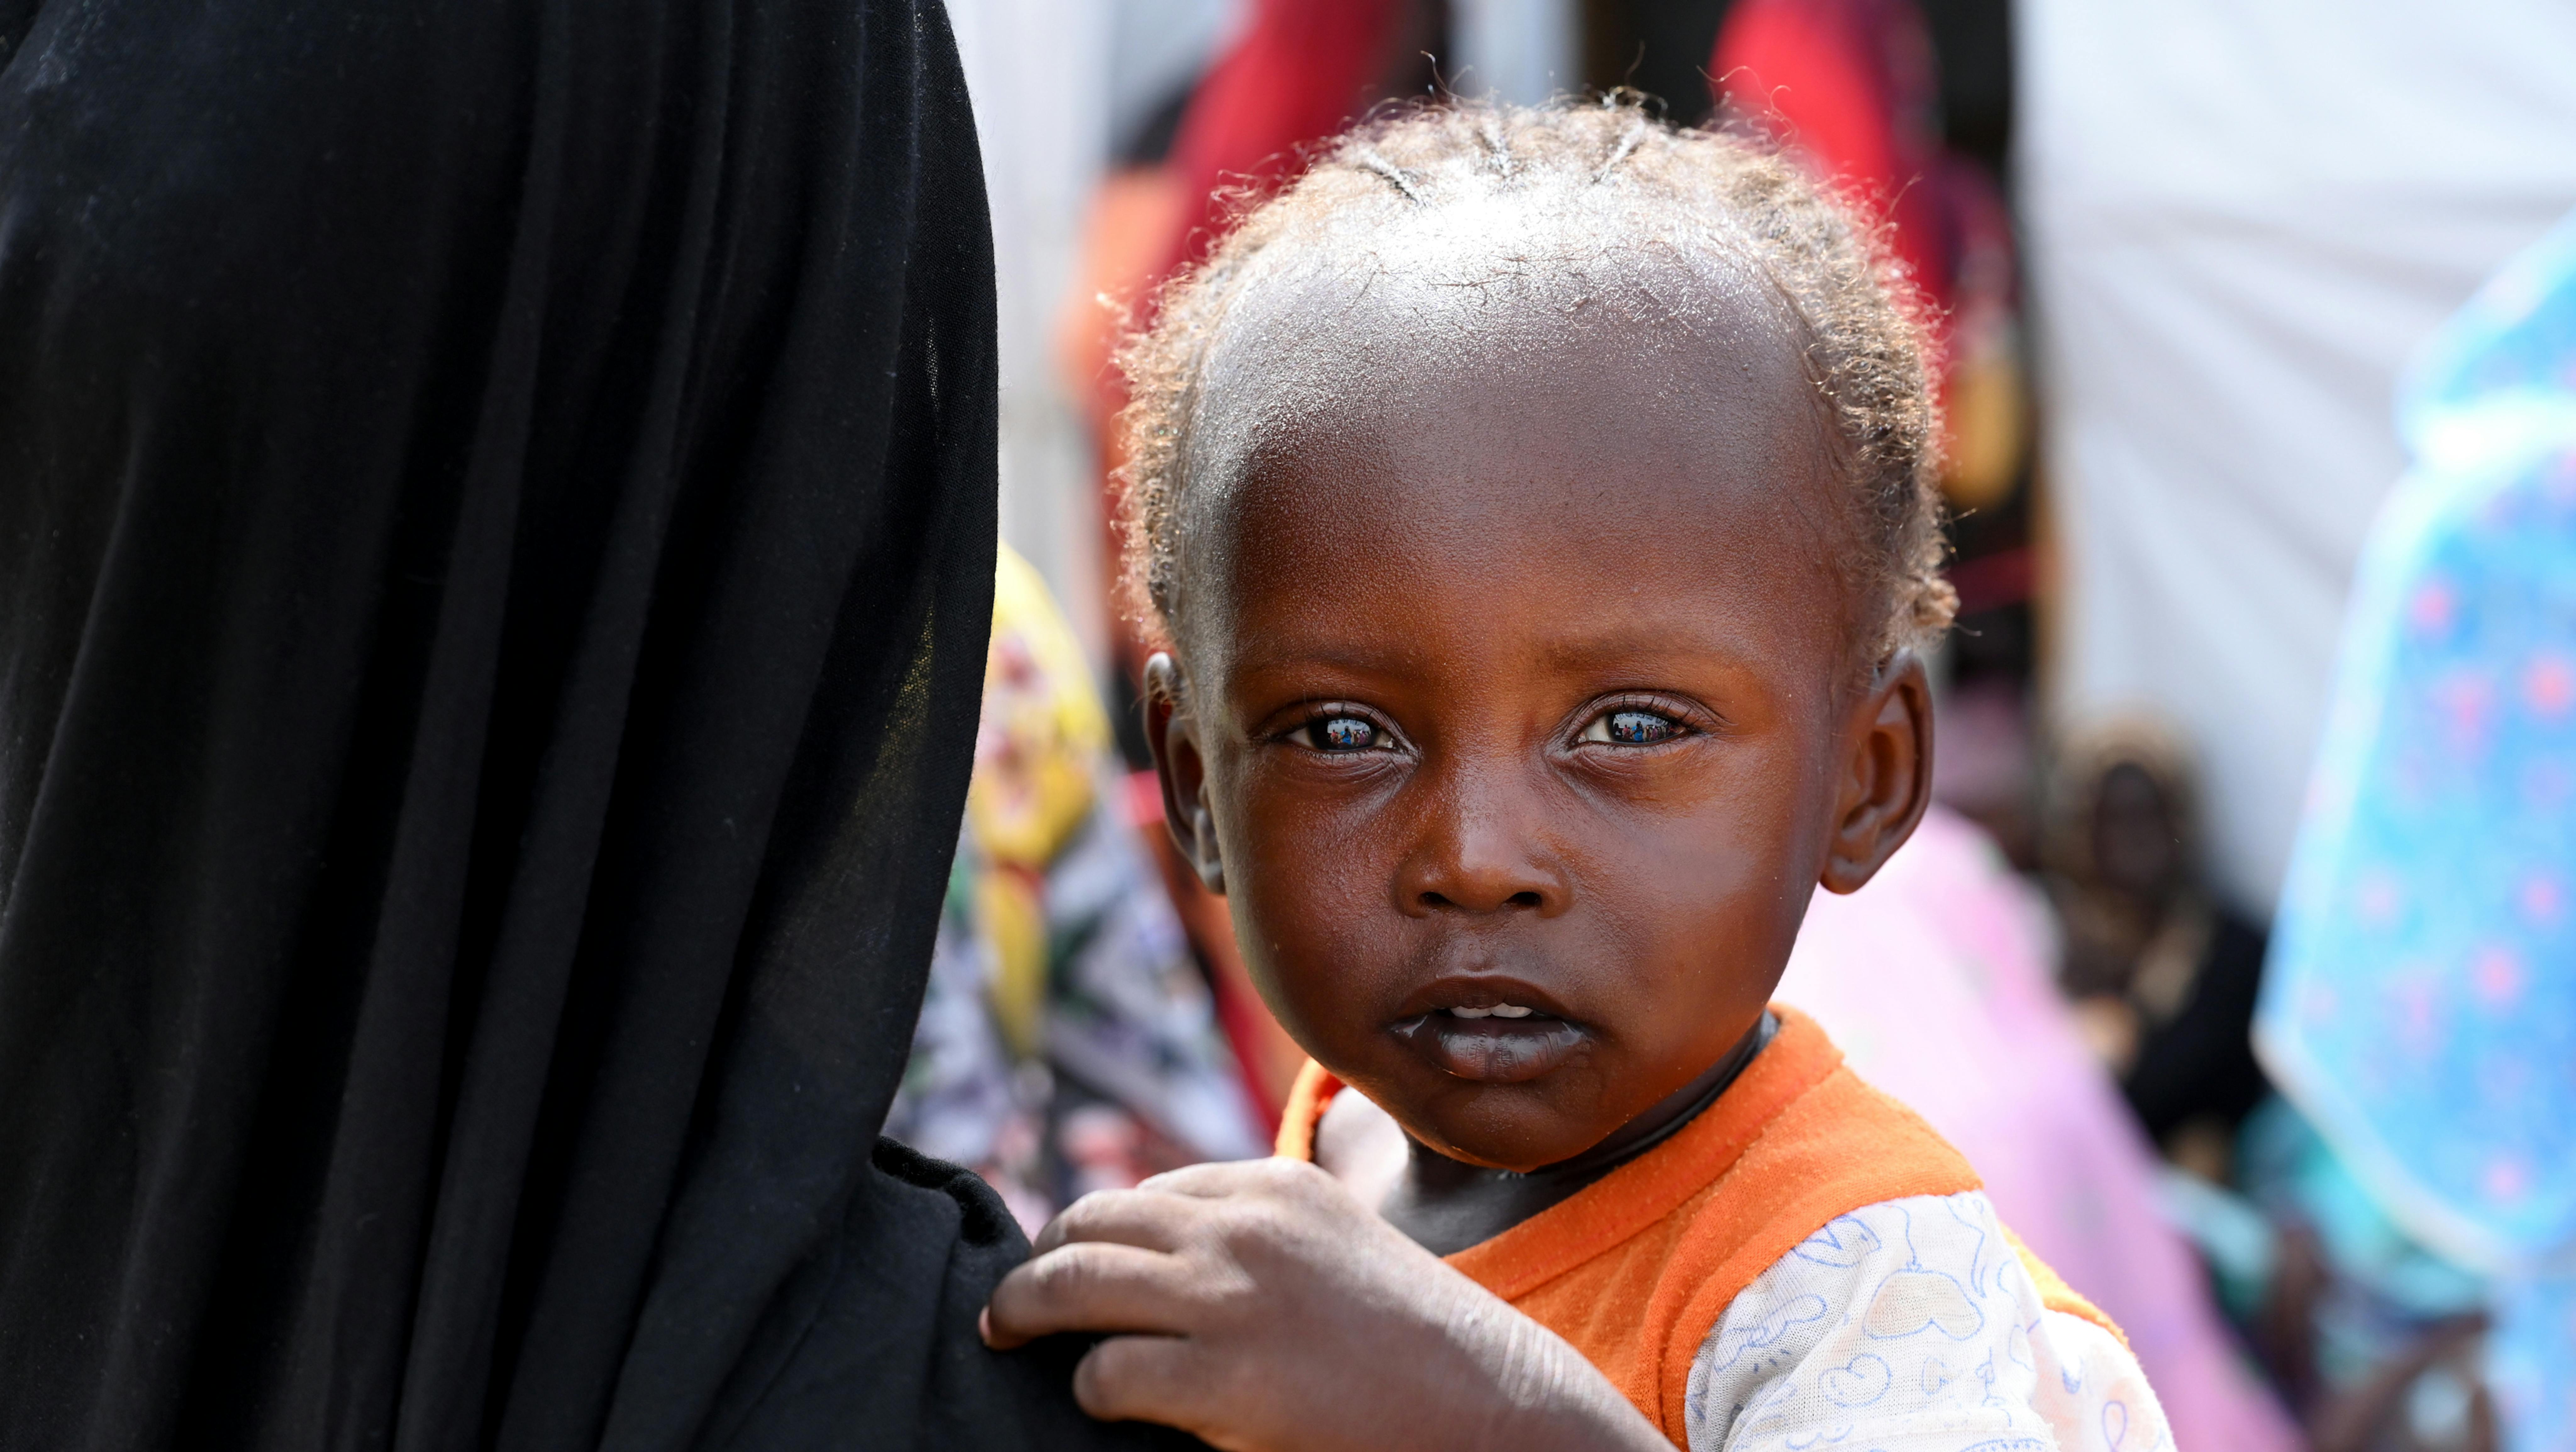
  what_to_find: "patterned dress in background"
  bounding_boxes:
[885,548,1265,1231]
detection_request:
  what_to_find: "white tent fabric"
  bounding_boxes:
[1452,0,1578,106]
[2018,0,2576,917]
[1108,0,1247,156]
[947,0,1121,660]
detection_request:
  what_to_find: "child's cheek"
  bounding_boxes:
[1231,853,1401,1038]
[1215,780,1408,1042]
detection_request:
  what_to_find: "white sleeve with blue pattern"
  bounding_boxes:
[1684,1191,2174,1452]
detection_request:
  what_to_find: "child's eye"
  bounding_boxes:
[1301,715,1383,752]
[1581,708,1685,746]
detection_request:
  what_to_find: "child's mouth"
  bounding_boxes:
[1392,1004,1588,1083]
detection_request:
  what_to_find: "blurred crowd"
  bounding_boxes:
[886,3,2576,1449]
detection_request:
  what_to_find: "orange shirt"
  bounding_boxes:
[1277,1004,2121,1444]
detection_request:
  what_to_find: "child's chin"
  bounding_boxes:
[1406,1084,1618,1173]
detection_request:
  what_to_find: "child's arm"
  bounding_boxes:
[981,1158,1672,1452]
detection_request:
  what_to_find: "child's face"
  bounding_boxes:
[1149,271,1930,1173]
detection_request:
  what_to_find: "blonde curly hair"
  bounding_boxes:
[1114,97,1955,662]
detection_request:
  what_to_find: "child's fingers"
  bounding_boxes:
[1031,1186,1201,1257]
[1140,1154,1335,1202]
[981,1240,1195,1350]
[1070,1332,1227,1431]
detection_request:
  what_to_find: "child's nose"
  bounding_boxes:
[1396,793,1571,917]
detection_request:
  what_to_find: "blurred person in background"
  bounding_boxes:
[2044,716,2274,1177]
[2258,210,2576,1452]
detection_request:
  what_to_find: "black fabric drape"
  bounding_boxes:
[0,2,1194,1448]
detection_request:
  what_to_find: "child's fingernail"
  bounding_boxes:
[978,1306,993,1345]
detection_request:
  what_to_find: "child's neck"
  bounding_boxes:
[1321,1014,1777,1257]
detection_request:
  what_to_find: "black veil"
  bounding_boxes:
[0,1,1190,1447]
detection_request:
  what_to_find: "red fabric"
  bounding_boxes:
[1160,0,1407,276]
[1712,0,1952,325]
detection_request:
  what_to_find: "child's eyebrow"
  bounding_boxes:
[1534,627,1764,672]
[1224,641,1430,687]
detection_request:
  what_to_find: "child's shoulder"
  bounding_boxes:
[1273,1010,2166,1446]
[1419,1009,1981,1432]
[1685,1188,2170,1452]
[1641,1014,2163,1449]
[1679,1008,1984,1235]
[1490,1005,1984,1283]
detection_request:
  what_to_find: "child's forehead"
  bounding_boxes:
[1181,222,1830,517]
[1172,362,1861,706]
[1158,200,1873,673]
[1168,282,1857,668]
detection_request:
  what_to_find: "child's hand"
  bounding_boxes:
[981,1159,1671,1452]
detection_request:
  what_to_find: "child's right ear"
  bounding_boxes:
[1142,652,1226,895]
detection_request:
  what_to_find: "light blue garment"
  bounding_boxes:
[2259,208,2576,1452]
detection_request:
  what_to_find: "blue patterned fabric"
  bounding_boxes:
[2259,208,2576,1452]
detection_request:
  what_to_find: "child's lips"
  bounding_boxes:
[1391,1011,1590,1083]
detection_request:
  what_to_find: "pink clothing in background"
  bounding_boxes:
[1779,806,2301,1452]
